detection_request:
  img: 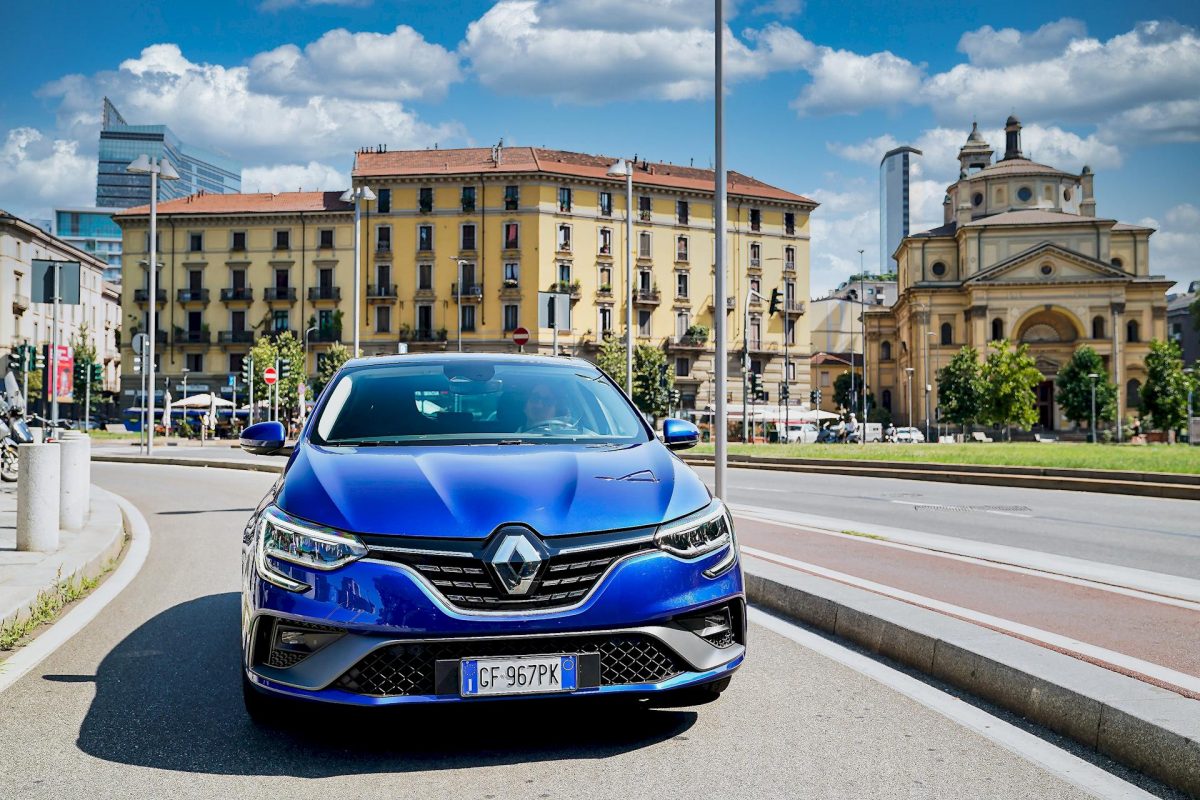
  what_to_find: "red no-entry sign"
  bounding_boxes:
[511,327,530,346]
[263,366,278,385]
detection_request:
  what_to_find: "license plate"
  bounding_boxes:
[460,655,577,697]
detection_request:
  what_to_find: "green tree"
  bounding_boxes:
[833,371,862,411]
[1140,339,1190,435]
[632,344,672,418]
[1190,295,1200,332]
[937,346,985,429]
[248,332,305,418]
[594,335,625,383]
[68,322,101,418]
[315,341,351,393]
[1055,346,1117,429]
[981,339,1041,434]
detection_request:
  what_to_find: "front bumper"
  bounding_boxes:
[242,544,745,706]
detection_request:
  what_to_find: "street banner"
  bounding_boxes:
[50,345,74,403]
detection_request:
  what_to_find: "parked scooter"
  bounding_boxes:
[1,372,36,482]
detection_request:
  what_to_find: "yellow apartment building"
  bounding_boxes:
[116,146,817,415]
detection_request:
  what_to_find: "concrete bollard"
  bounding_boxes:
[59,436,89,531]
[29,426,44,444]
[17,443,60,552]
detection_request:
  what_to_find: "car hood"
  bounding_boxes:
[275,441,710,539]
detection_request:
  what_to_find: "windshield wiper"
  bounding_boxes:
[326,440,388,447]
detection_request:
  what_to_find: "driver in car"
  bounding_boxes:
[521,383,566,431]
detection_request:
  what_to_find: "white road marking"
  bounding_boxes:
[741,546,1200,695]
[751,609,1157,800]
[888,499,1032,517]
[0,488,151,694]
[985,509,1034,518]
[732,503,1200,607]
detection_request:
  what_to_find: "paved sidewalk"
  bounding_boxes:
[0,483,127,634]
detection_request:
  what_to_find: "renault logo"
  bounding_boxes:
[485,527,548,596]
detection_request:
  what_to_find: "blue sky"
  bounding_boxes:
[3,0,1198,295]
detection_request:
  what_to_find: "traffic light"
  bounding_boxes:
[240,355,254,385]
[91,362,103,383]
[769,288,782,316]
[73,360,87,384]
[133,352,143,373]
[810,390,817,404]
[748,372,762,400]
[35,346,46,371]
[780,383,789,402]
[279,360,292,381]
[658,363,668,389]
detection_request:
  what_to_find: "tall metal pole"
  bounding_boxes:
[140,340,147,453]
[50,263,60,428]
[1090,378,1097,444]
[352,196,362,357]
[625,168,634,395]
[713,0,728,499]
[743,298,750,443]
[247,354,254,426]
[147,169,158,455]
[457,260,463,353]
[1112,305,1121,443]
[859,249,867,435]
[85,368,91,430]
[923,307,930,443]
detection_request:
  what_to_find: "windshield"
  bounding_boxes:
[311,359,649,446]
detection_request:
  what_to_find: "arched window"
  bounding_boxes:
[1092,316,1105,340]
[1126,319,1140,343]
[1126,379,1141,409]
[991,318,1003,341]
[882,389,892,410]
[881,341,892,360]
[940,322,952,345]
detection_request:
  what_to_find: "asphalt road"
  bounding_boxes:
[692,465,1200,579]
[0,462,1109,799]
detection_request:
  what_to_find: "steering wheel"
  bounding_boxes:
[522,417,579,433]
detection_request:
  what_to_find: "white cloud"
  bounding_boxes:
[0,128,96,217]
[752,0,802,18]
[791,47,923,115]
[956,18,1087,67]
[804,183,880,292]
[248,25,462,102]
[1144,204,1200,290]
[39,43,464,167]
[1103,100,1200,144]
[461,2,811,103]
[924,21,1200,136]
[241,162,349,194]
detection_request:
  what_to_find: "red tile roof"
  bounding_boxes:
[352,147,816,206]
[115,191,353,217]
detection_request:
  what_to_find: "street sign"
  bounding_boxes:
[263,366,278,385]
[537,292,571,329]
[511,327,530,346]
[228,374,237,386]
[297,383,307,401]
[131,332,148,356]
[31,259,81,305]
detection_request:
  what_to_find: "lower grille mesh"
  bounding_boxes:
[334,634,683,697]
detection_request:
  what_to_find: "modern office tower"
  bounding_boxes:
[96,97,241,208]
[879,146,921,273]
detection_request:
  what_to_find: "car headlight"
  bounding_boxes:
[654,499,733,559]
[256,507,367,592]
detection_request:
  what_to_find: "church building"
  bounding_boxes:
[865,117,1172,432]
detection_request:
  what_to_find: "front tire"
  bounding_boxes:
[1,443,18,482]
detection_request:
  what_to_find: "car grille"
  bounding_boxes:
[334,634,684,697]
[365,539,654,612]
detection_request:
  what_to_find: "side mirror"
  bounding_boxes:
[661,418,700,451]
[240,420,286,456]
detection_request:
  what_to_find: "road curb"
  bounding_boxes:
[0,485,127,635]
[743,555,1200,797]
[92,454,285,474]
[682,454,1200,500]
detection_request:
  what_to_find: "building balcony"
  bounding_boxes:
[675,252,690,264]
[177,288,210,304]
[634,289,661,305]
[549,281,582,300]
[784,260,796,271]
[638,210,651,222]
[268,328,297,342]
[220,287,254,303]
[366,283,398,302]
[414,287,437,300]
[263,287,297,304]
[308,286,341,302]
[309,329,341,343]
[174,330,211,346]
[597,247,613,258]
[708,296,738,312]
[747,339,778,355]
[218,330,255,346]
[500,281,521,298]
[411,329,447,343]
[133,289,167,304]
[12,294,29,315]
[452,283,483,302]
[595,285,613,299]
[668,334,709,350]
[375,244,392,258]
[747,259,762,271]
[785,300,806,316]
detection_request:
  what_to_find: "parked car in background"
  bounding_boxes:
[782,423,819,444]
[893,426,925,443]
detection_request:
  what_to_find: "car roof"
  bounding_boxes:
[341,353,599,372]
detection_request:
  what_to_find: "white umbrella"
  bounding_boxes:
[795,408,841,422]
[171,392,234,409]
[162,389,172,433]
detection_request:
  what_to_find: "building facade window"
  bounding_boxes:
[598,266,612,291]
[319,228,334,248]
[558,262,571,284]
[558,187,572,212]
[1126,379,1141,408]
[230,353,245,374]
[599,306,613,334]
[377,188,390,213]
[499,185,518,211]
[503,262,519,285]
[638,195,652,221]
[461,223,477,251]
[503,304,519,332]
[231,231,246,251]
[675,271,689,299]
[676,200,689,225]
[272,310,289,332]
[750,315,761,349]
[461,305,476,332]
[188,232,203,252]
[557,224,571,252]
[749,276,760,296]
[992,318,1004,341]
[599,227,612,255]
[675,311,690,338]
[941,322,952,345]
[599,191,613,216]
[749,208,761,231]
[418,263,433,291]
[376,225,391,252]
[461,186,476,213]
[784,212,795,235]
[503,222,519,250]
[638,269,652,293]
[1092,316,1105,339]
[749,242,761,267]
[882,389,892,410]
[376,306,391,333]
[186,353,203,372]
[638,309,652,337]
[784,246,795,269]
[416,304,433,336]
[274,230,290,250]
[638,231,651,258]
[1126,319,1140,342]
[676,235,688,262]
[676,357,690,377]
[418,225,433,251]
[419,187,433,213]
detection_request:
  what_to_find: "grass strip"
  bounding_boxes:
[0,547,122,652]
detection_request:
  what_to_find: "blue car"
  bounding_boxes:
[239,354,744,717]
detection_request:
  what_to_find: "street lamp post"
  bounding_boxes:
[712,0,729,498]
[1185,367,1195,445]
[858,249,867,438]
[126,154,180,455]
[181,368,190,403]
[928,330,936,440]
[1088,372,1099,444]
[606,159,635,396]
[905,366,915,429]
[339,185,376,357]
[742,289,768,443]
[446,257,470,352]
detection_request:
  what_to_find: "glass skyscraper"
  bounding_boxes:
[879,146,921,273]
[53,208,125,284]
[96,97,241,208]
